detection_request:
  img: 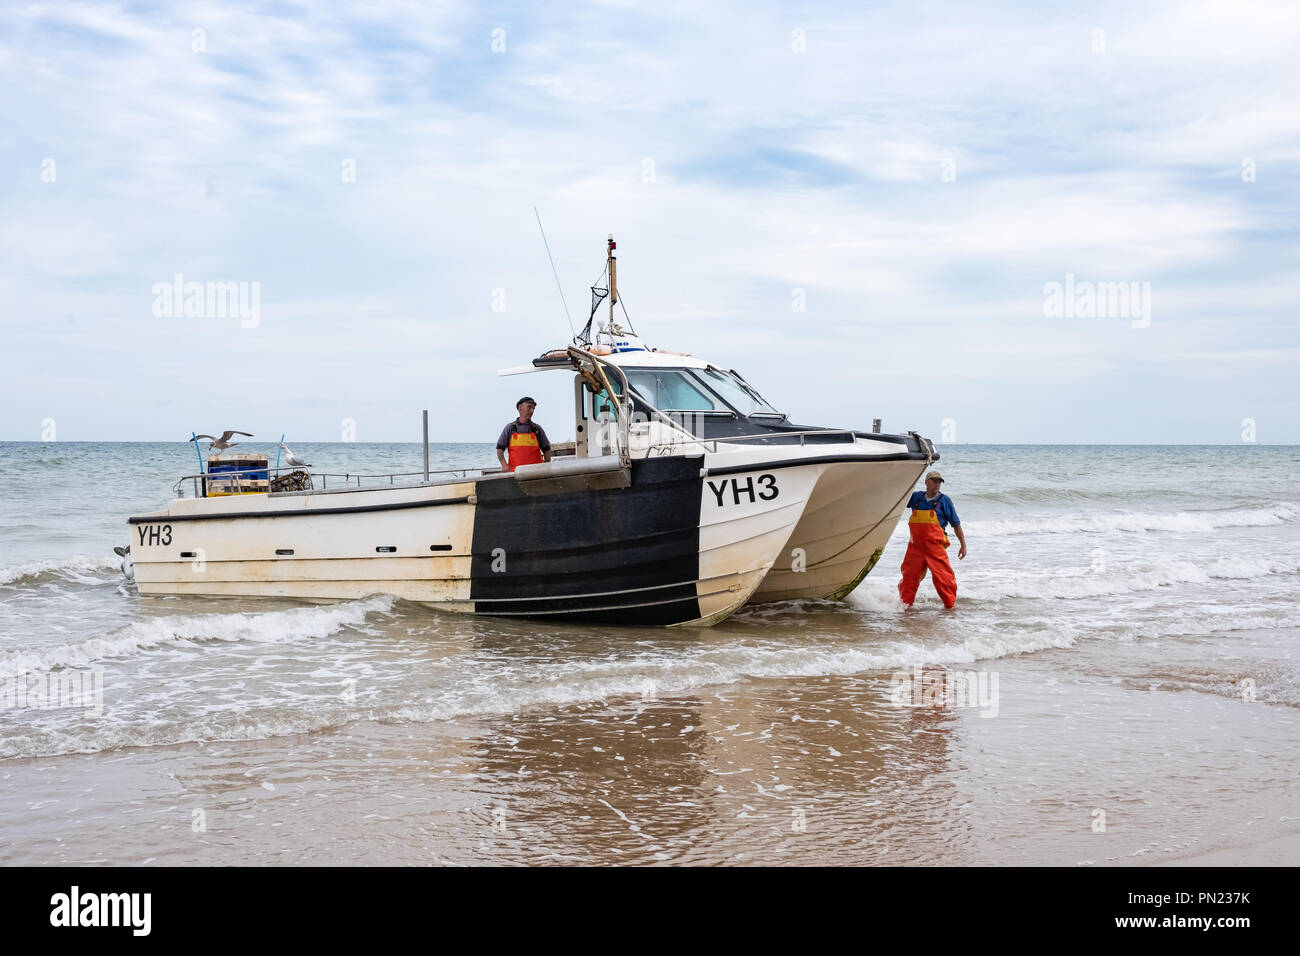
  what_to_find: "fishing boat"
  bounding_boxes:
[124,236,937,626]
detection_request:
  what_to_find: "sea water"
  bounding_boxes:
[0,442,1296,865]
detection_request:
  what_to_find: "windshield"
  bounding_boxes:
[619,366,785,417]
[692,368,782,416]
[624,369,726,412]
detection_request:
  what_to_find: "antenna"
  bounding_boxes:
[607,233,617,330]
[533,207,576,338]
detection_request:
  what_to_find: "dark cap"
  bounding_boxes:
[517,396,537,408]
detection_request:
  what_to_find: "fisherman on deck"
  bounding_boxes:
[497,396,552,473]
[898,469,967,609]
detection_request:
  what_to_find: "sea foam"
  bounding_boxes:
[0,555,118,586]
[967,502,1298,537]
[0,595,395,678]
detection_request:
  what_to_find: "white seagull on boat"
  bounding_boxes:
[279,443,311,467]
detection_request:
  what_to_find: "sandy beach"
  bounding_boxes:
[3,644,1295,866]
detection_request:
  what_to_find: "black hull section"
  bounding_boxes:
[469,456,705,625]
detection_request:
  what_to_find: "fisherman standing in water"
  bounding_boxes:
[898,469,967,609]
[496,396,552,472]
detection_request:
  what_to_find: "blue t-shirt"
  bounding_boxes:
[908,491,960,530]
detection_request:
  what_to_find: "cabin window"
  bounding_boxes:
[623,370,723,412]
[691,368,781,417]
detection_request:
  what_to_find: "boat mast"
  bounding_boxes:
[607,233,617,331]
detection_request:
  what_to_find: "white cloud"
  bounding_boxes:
[0,0,1296,442]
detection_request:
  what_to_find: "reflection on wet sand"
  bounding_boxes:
[0,672,974,865]
[464,698,714,861]
[1,654,1291,866]
[445,668,965,865]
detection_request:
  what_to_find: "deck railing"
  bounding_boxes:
[171,430,874,498]
[172,464,500,499]
[702,429,859,451]
[636,427,862,457]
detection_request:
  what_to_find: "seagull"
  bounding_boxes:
[113,545,134,582]
[279,442,312,467]
[192,430,252,450]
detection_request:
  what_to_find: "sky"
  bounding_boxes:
[1,0,1297,444]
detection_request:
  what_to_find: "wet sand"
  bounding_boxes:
[3,645,1296,866]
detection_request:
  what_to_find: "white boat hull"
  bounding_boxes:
[748,457,929,603]
[128,436,933,626]
[129,457,814,627]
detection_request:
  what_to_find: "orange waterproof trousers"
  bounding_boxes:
[898,508,957,608]
[507,431,544,472]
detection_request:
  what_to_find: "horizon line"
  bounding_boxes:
[2,440,1297,448]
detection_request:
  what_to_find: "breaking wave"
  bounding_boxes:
[5,599,1300,759]
[955,556,1300,602]
[968,502,1298,536]
[963,487,1207,505]
[0,555,118,586]
[0,595,395,678]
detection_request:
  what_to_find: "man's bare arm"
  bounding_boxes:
[954,524,967,560]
